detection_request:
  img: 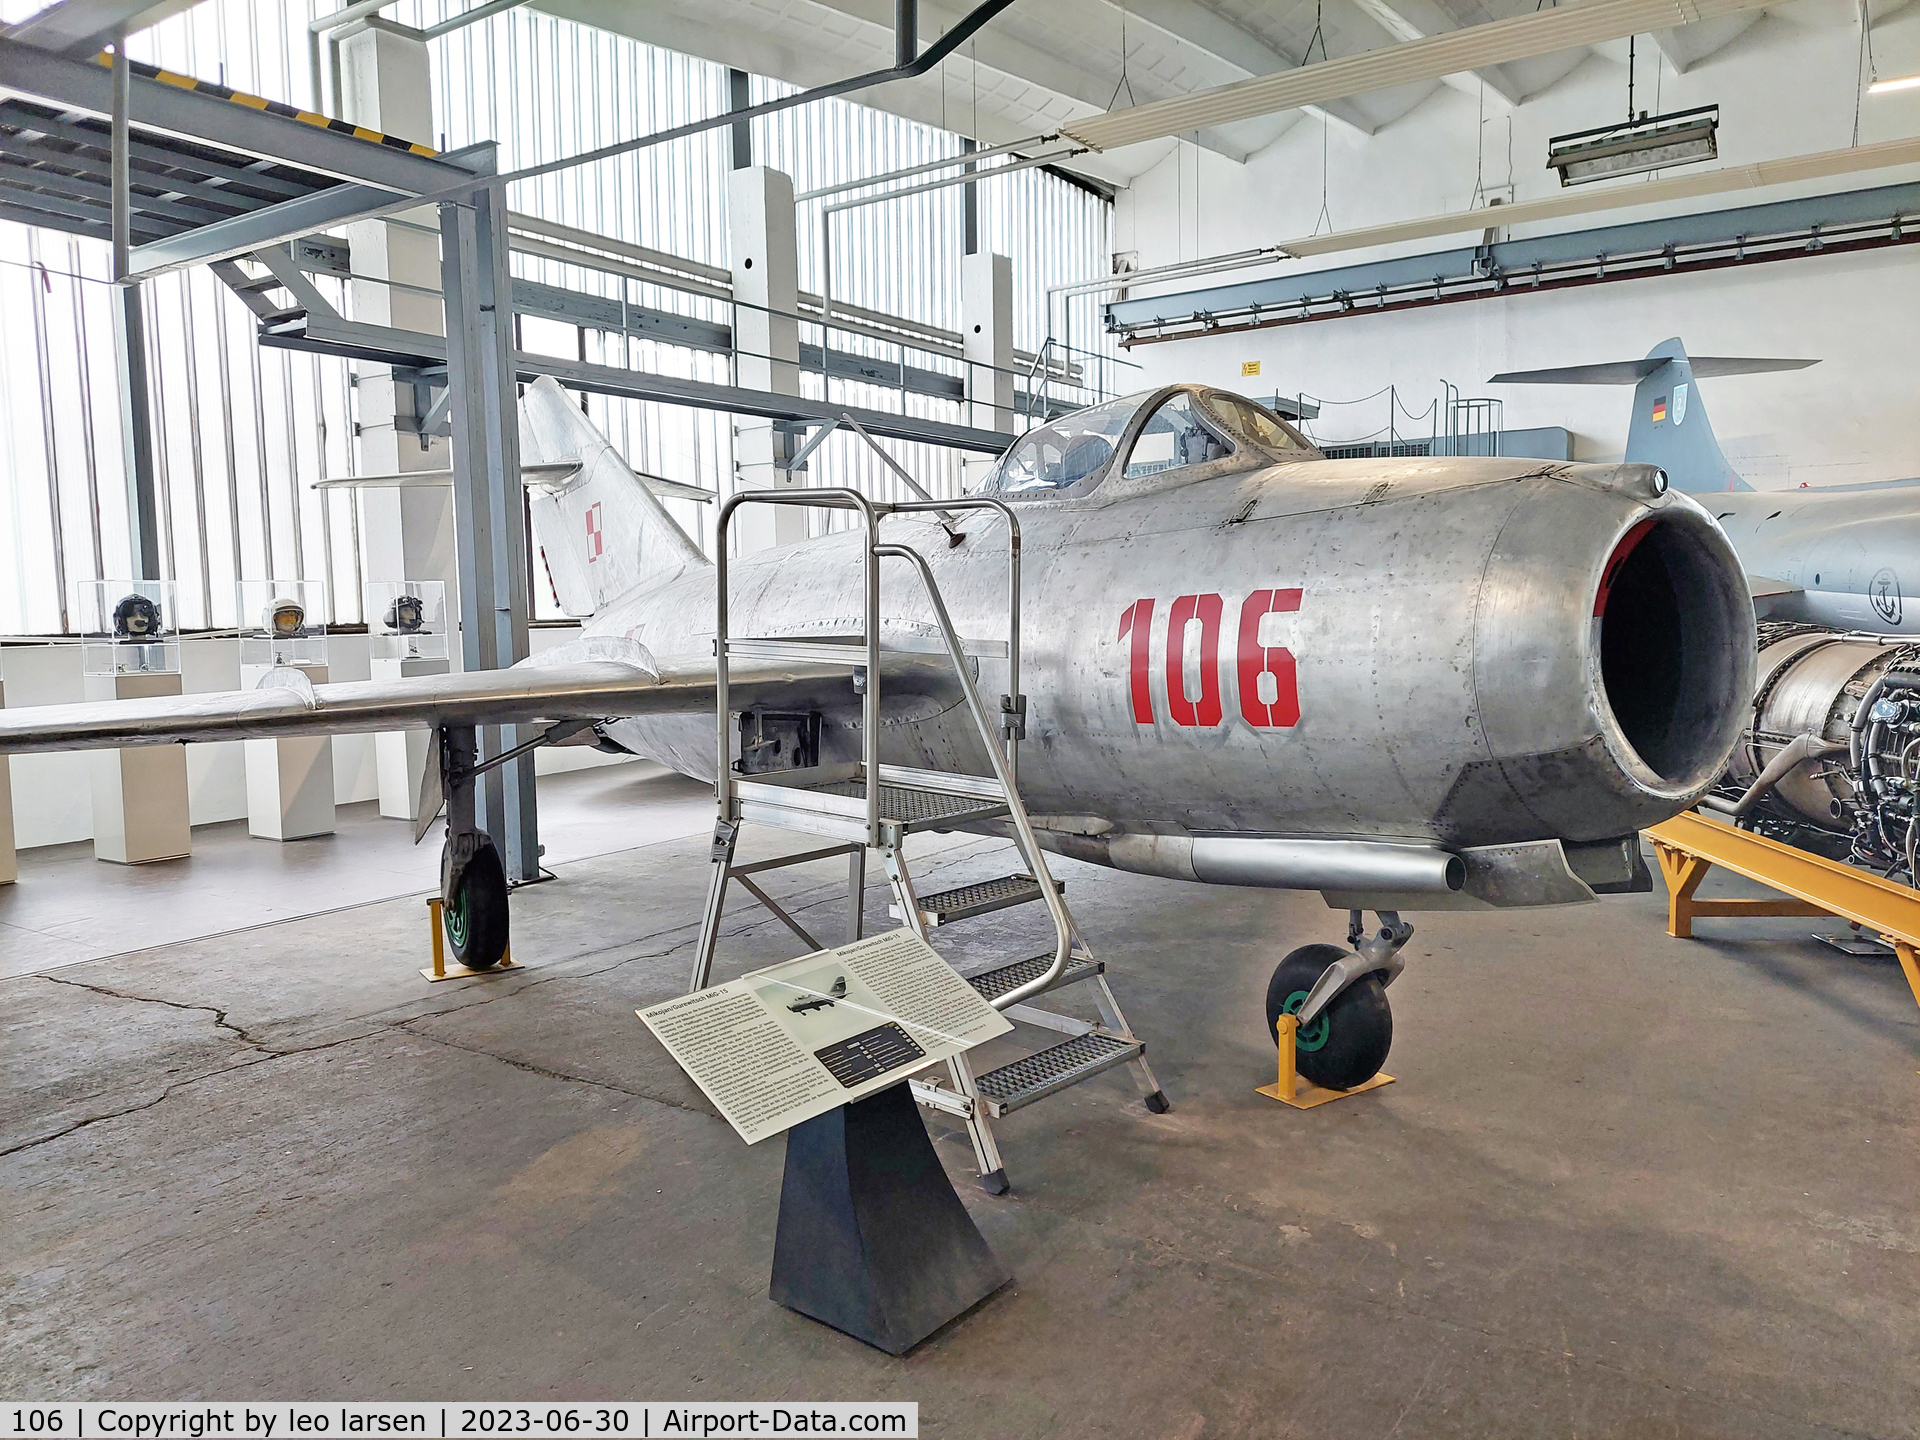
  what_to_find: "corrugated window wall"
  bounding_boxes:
[0,0,1115,633]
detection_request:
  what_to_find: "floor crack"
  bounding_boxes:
[36,973,269,1049]
[6,838,1006,1156]
[395,1023,717,1120]
[0,1027,394,1158]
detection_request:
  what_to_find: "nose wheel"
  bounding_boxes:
[1263,913,1411,1091]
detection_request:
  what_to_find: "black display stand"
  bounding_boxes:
[769,1081,1012,1354]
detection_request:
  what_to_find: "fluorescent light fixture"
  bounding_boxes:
[1868,72,1920,94]
[1547,105,1720,187]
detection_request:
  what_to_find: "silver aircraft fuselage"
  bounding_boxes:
[584,447,1753,885]
[1701,486,1920,635]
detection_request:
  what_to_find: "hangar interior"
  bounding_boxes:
[2,0,1918,1431]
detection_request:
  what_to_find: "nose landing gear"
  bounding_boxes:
[1264,911,1411,1091]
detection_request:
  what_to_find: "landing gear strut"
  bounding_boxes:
[1264,911,1412,1091]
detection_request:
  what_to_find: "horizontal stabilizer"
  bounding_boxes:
[1749,573,1802,620]
[1489,357,1818,385]
[313,464,715,503]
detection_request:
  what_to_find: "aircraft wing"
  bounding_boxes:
[1746,573,1802,620]
[0,645,953,755]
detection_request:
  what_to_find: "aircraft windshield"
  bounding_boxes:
[1201,392,1308,451]
[1122,393,1234,479]
[982,394,1146,495]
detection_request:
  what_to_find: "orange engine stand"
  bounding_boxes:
[1645,809,1920,1016]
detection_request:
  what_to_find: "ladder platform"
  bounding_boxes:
[964,951,1102,1005]
[891,872,1064,927]
[734,763,1009,841]
[974,1029,1145,1117]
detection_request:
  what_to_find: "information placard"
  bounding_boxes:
[638,930,1013,1143]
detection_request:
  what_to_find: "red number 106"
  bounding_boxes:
[1118,590,1301,729]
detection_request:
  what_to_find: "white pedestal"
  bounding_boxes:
[86,671,191,865]
[0,681,15,885]
[241,663,335,841]
[373,655,447,820]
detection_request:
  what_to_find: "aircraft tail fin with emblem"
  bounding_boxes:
[519,376,708,617]
[1490,340,1819,494]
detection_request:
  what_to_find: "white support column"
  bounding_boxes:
[0,679,14,885]
[340,20,456,820]
[728,166,807,553]
[86,671,190,864]
[241,662,335,840]
[963,252,1015,433]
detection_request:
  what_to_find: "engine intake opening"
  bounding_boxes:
[1597,516,1748,789]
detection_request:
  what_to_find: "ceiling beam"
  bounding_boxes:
[1063,0,1774,152]
[537,0,1259,165]
[1649,11,1764,74]
[1344,0,1525,106]
[1110,0,1379,137]
[2,0,199,56]
[801,0,1293,155]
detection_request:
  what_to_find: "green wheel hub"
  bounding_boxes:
[1282,989,1330,1051]
[445,887,469,950]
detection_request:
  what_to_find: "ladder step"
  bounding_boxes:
[965,951,1101,1005]
[810,778,1008,829]
[891,872,1063,926]
[973,1029,1144,1117]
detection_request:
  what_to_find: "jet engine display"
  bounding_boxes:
[1707,624,1920,880]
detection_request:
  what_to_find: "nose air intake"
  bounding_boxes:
[1593,511,1752,793]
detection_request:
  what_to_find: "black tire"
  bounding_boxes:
[1264,942,1392,1091]
[441,834,510,970]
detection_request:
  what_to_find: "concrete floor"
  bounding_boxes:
[0,760,710,977]
[3,807,1918,1437]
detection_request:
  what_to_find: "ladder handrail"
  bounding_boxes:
[874,541,1071,1010]
[882,494,1024,782]
[716,487,884,840]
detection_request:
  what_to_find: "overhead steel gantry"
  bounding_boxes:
[0,31,542,881]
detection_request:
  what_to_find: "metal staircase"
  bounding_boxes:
[689,469,1166,1194]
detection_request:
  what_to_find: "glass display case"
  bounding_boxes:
[78,579,180,676]
[236,578,328,668]
[365,579,449,661]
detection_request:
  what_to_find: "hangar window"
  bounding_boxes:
[1124,394,1235,479]
[985,395,1141,495]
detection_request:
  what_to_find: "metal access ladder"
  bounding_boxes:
[688,469,1166,1194]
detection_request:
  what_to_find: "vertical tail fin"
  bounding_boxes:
[1490,341,1816,494]
[518,377,708,617]
[1622,339,1749,493]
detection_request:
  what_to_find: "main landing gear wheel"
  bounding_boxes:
[1265,943,1393,1091]
[441,833,510,970]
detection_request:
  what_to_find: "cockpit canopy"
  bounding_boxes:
[978,385,1312,498]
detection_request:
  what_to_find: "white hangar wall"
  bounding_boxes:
[1111,0,1920,489]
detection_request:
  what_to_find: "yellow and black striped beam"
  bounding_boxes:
[92,53,438,158]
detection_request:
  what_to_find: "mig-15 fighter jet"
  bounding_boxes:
[0,377,1755,1090]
